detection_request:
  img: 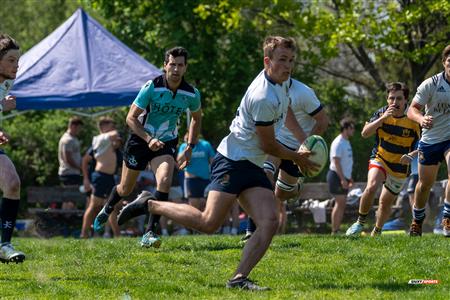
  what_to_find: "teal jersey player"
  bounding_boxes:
[133,75,201,142]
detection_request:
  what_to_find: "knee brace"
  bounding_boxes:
[276,179,297,192]
[263,161,276,175]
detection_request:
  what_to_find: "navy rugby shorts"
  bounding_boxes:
[91,171,115,199]
[184,177,210,198]
[418,140,450,165]
[208,153,273,195]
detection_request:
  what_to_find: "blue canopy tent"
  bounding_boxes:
[5,8,161,118]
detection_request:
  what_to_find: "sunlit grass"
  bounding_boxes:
[1,234,448,299]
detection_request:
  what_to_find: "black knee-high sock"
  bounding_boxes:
[147,191,168,233]
[105,186,122,214]
[246,217,256,234]
[1,198,20,244]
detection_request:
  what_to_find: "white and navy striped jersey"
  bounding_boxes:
[217,70,290,167]
[413,72,450,143]
[277,78,323,149]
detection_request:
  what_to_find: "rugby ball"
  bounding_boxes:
[298,135,328,178]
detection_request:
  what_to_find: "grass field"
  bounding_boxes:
[1,234,448,299]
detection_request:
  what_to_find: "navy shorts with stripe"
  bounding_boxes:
[209,153,273,195]
[91,171,115,199]
[418,140,450,165]
[279,159,302,178]
[124,134,178,171]
[184,177,210,198]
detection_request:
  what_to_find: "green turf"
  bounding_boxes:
[1,234,448,299]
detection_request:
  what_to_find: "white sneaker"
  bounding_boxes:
[0,243,25,264]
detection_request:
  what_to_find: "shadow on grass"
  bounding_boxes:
[271,240,303,249]
[172,239,303,251]
[173,242,242,252]
[316,281,413,291]
[0,278,29,282]
[0,276,98,282]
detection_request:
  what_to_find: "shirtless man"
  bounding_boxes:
[80,117,122,238]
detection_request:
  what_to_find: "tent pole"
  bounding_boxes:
[0,110,29,121]
[65,107,120,118]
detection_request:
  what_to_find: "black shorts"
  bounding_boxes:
[184,177,210,198]
[327,170,349,195]
[407,174,419,194]
[0,149,5,155]
[91,171,115,199]
[59,174,82,186]
[279,159,303,178]
[277,141,302,178]
[209,153,273,196]
[124,134,178,171]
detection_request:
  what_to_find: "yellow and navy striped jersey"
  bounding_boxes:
[369,106,420,178]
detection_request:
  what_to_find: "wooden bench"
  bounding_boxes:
[288,181,445,232]
[27,186,87,237]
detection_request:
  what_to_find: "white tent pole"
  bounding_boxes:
[66,107,120,118]
[0,110,29,121]
[0,107,121,121]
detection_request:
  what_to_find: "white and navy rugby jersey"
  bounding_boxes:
[413,72,450,143]
[277,78,323,149]
[133,74,201,142]
[217,70,290,167]
[0,79,14,101]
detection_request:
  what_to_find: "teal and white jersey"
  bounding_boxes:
[217,70,290,167]
[133,74,201,142]
[277,78,323,149]
[0,79,14,100]
[413,72,450,143]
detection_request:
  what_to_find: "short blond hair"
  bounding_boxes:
[263,36,297,59]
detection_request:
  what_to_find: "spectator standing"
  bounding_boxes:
[80,117,122,238]
[58,117,84,187]
[327,118,355,234]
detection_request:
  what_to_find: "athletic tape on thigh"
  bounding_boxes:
[263,161,276,175]
[276,178,296,192]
